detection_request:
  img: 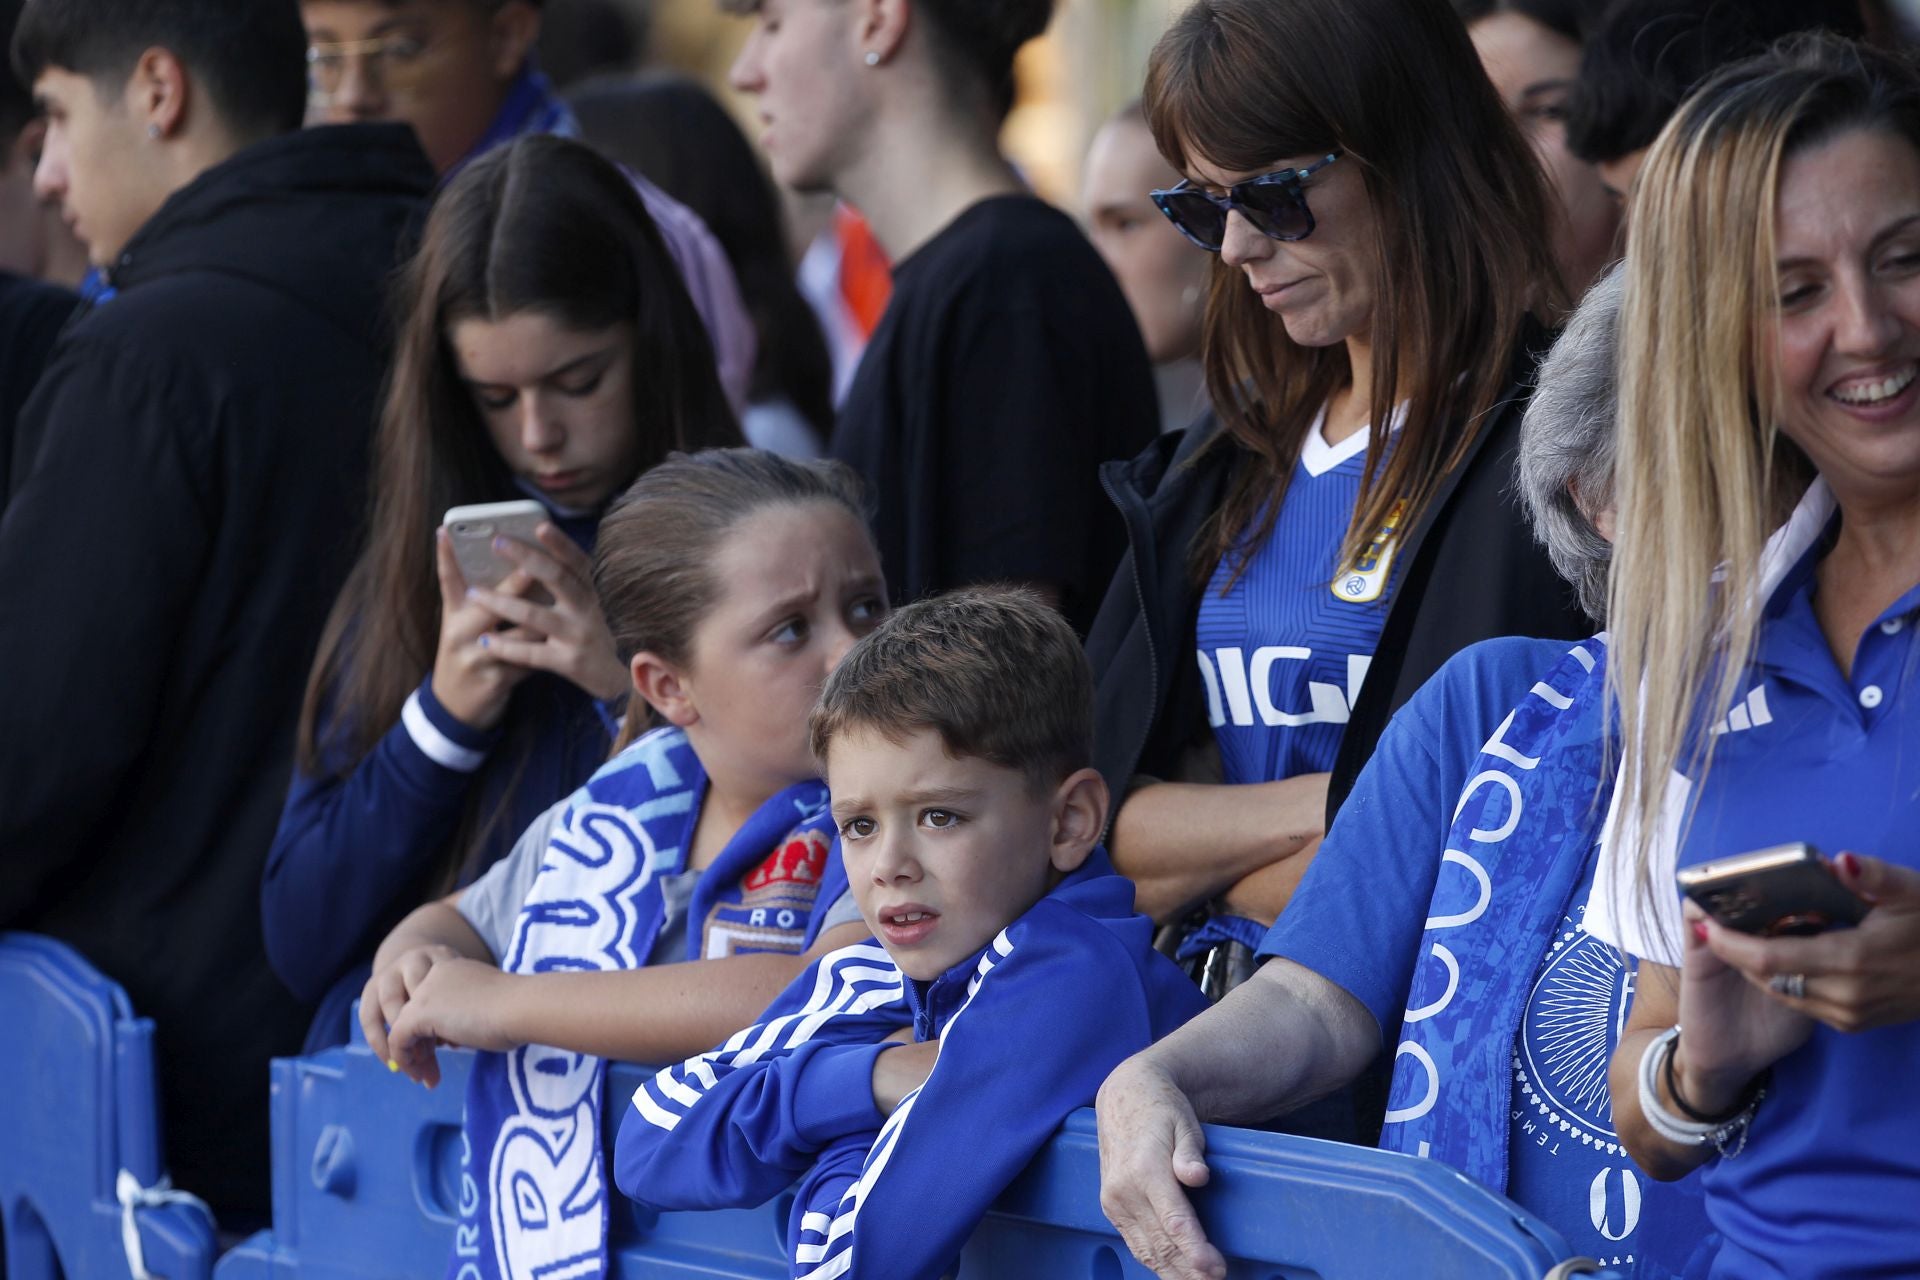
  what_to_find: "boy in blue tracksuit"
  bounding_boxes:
[614,587,1207,1280]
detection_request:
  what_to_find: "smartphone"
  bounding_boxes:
[1677,842,1869,936]
[443,500,548,591]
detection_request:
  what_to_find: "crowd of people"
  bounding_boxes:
[0,0,1914,1278]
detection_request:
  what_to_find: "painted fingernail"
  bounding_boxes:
[493,536,510,552]
[478,634,490,649]
[1691,921,1709,943]
[387,1059,400,1073]
[1839,852,1861,878]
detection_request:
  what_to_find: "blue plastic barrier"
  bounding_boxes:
[215,1018,1601,1280]
[0,932,219,1280]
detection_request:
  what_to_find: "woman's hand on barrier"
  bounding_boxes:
[461,525,630,703]
[360,942,466,1076]
[1095,1055,1227,1280]
[1700,851,1920,1036]
[383,957,523,1088]
[431,528,536,730]
[1675,901,1814,1115]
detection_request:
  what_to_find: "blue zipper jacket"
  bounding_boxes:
[613,849,1206,1280]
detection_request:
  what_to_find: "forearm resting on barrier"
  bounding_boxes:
[1110,775,1329,924]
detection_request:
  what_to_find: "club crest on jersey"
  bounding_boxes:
[743,830,829,891]
[1332,499,1408,604]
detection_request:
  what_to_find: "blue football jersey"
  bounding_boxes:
[1195,414,1406,785]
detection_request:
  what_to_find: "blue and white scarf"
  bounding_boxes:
[449,62,580,182]
[1379,638,1612,1189]
[450,725,835,1280]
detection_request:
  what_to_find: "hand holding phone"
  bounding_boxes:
[1678,842,1870,937]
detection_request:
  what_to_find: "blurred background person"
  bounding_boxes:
[0,0,78,499]
[1083,98,1209,432]
[1452,0,1619,302]
[300,0,755,411]
[725,0,1158,636]
[536,0,644,88]
[0,0,433,1219]
[570,72,834,455]
[1566,0,1865,207]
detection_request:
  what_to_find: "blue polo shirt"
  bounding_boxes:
[1662,524,1920,1280]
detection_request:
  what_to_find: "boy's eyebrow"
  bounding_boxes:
[828,784,983,817]
[892,785,984,807]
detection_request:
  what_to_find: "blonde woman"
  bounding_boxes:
[1600,36,1920,1279]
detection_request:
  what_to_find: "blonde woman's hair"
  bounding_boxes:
[1607,34,1920,948]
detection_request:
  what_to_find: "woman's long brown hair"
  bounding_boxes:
[295,133,741,887]
[1144,0,1563,584]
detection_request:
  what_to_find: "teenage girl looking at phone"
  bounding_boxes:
[358,448,885,1278]
[263,134,741,1051]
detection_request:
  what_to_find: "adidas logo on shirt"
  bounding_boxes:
[1710,685,1773,736]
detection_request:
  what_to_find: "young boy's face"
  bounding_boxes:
[301,0,529,174]
[829,726,1076,982]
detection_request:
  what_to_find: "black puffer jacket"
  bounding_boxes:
[1086,331,1594,824]
[0,123,433,1216]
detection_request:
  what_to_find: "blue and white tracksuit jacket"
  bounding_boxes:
[613,849,1206,1280]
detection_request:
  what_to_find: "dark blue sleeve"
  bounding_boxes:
[1261,638,1565,1041]
[614,942,910,1211]
[260,677,501,1002]
[790,908,1158,1280]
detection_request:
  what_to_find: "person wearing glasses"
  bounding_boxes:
[1084,0,1590,1018]
[725,0,1158,636]
[300,0,755,413]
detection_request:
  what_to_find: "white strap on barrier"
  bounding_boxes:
[115,1168,214,1280]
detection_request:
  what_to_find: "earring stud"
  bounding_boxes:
[864,50,880,67]
[147,123,161,140]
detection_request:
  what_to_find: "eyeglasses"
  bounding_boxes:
[1151,152,1342,252]
[306,33,436,100]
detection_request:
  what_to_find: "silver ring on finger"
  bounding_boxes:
[1769,972,1807,1000]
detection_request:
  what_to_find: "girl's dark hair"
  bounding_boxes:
[297,133,741,884]
[1448,0,1593,44]
[1145,0,1562,584]
[1564,0,1866,166]
[593,447,870,748]
[569,73,834,441]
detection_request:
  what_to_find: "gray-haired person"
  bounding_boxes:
[1095,265,1712,1280]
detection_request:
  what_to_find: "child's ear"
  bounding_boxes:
[630,651,699,728]
[1047,768,1109,874]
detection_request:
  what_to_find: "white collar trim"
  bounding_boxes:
[1298,401,1406,478]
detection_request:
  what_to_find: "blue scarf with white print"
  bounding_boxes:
[451,725,837,1280]
[1379,639,1611,1187]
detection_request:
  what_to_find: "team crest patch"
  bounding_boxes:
[1331,499,1407,604]
[703,829,831,958]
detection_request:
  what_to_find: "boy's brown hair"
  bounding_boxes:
[810,586,1092,792]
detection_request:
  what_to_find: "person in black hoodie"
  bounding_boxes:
[1083,0,1593,1002]
[0,0,433,1219]
[0,0,80,502]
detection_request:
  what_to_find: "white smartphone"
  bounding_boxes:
[443,500,548,591]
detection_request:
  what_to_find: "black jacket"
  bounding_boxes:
[1086,333,1594,824]
[0,123,433,1216]
[0,271,78,504]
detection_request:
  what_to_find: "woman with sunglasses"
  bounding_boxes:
[725,0,1159,635]
[1085,0,1591,1014]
